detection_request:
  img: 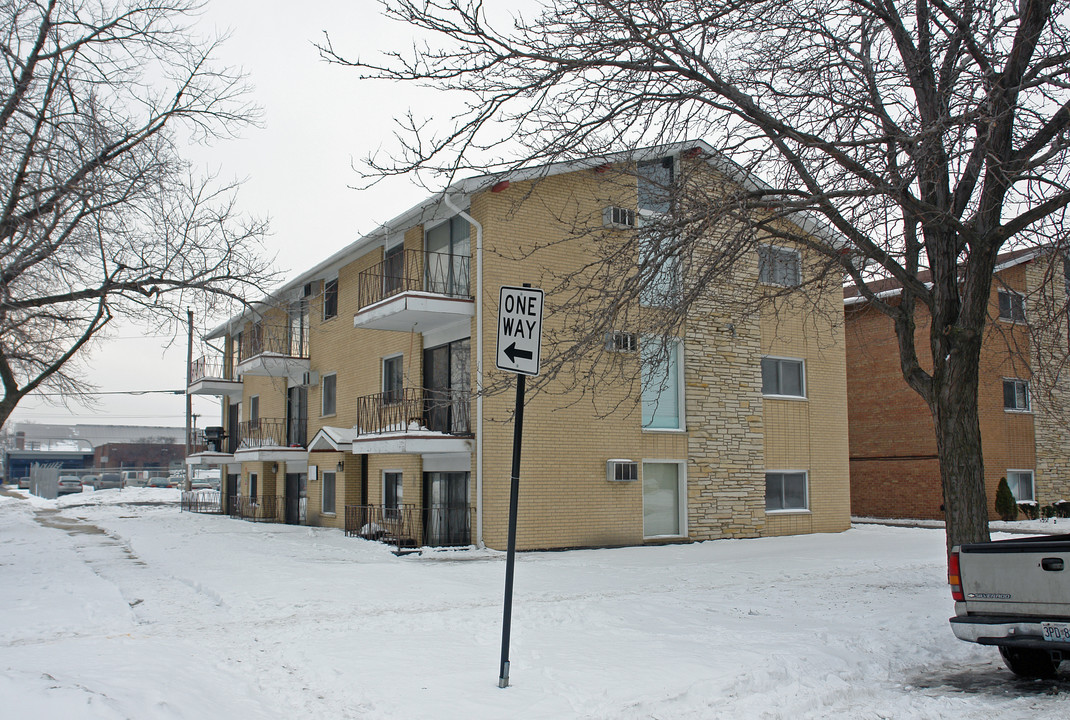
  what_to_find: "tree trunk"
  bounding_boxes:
[932,369,991,554]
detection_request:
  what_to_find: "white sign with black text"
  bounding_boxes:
[496,285,544,376]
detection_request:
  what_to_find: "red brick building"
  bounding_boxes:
[845,248,1070,520]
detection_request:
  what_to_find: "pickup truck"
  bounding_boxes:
[949,534,1070,678]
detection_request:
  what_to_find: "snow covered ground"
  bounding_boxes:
[1,487,1067,719]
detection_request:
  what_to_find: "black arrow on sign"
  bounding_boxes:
[504,342,533,363]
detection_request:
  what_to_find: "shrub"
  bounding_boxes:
[1055,501,1070,519]
[1042,505,1056,520]
[995,477,1018,522]
[1017,502,1039,520]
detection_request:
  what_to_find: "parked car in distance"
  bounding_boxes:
[147,476,172,488]
[95,473,123,490]
[101,476,117,489]
[57,476,83,496]
[81,474,100,489]
[122,470,147,487]
[18,476,30,489]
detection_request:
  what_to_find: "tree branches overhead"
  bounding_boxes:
[0,0,275,426]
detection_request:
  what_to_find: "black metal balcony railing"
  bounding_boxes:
[231,495,283,523]
[357,249,472,310]
[180,490,224,514]
[345,504,473,551]
[238,323,308,364]
[237,418,306,449]
[355,388,472,437]
[190,356,235,383]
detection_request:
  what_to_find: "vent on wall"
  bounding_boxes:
[605,331,638,353]
[607,459,639,482]
[603,206,637,228]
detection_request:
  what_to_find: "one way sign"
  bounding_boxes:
[496,285,544,376]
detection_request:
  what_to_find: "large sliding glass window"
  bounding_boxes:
[643,461,684,537]
[641,338,684,430]
[425,215,471,296]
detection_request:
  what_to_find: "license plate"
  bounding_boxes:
[1041,622,1070,642]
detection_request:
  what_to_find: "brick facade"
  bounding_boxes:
[199,142,852,549]
[845,252,1070,520]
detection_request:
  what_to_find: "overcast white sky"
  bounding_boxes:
[9,0,442,430]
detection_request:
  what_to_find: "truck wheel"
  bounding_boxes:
[998,646,1060,679]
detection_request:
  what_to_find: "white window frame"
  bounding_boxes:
[761,356,807,399]
[765,470,810,513]
[998,289,1026,323]
[321,471,336,515]
[1006,469,1035,503]
[758,244,801,287]
[249,395,260,423]
[641,337,686,432]
[641,459,687,539]
[321,372,337,417]
[1002,378,1031,412]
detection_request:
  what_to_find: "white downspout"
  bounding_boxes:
[444,194,484,548]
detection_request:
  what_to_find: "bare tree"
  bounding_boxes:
[0,0,276,428]
[324,0,1070,550]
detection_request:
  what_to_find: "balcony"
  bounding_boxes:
[353,249,474,332]
[352,388,473,455]
[232,418,308,463]
[345,503,473,551]
[230,495,283,523]
[236,323,310,380]
[187,356,242,396]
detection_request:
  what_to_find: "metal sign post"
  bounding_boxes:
[495,284,543,689]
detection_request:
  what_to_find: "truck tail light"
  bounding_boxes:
[948,551,964,601]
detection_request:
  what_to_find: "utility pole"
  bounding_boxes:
[185,308,193,492]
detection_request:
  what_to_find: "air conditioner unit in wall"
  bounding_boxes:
[302,371,319,387]
[607,459,639,482]
[603,206,637,228]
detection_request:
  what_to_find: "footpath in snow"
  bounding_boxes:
[1,487,1067,719]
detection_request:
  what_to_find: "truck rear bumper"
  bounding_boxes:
[951,615,1070,653]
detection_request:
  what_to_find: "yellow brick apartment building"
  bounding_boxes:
[187,141,851,550]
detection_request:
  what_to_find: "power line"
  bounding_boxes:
[26,389,184,398]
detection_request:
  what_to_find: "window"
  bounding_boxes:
[323,278,338,320]
[638,157,674,214]
[641,338,684,430]
[425,215,470,296]
[1003,378,1030,411]
[249,473,258,501]
[232,330,243,368]
[383,355,403,403]
[998,290,1026,322]
[1063,257,1070,296]
[321,373,337,416]
[766,471,808,511]
[322,471,336,514]
[384,471,403,516]
[758,245,801,287]
[1007,470,1035,502]
[638,229,681,306]
[249,395,260,424]
[642,461,685,537]
[761,357,806,398]
[384,244,405,295]
[605,331,638,353]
